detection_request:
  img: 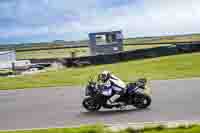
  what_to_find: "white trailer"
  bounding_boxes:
[0,50,31,70]
[0,50,16,69]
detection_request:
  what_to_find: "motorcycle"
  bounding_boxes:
[82,77,152,112]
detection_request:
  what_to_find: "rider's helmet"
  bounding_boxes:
[99,70,111,82]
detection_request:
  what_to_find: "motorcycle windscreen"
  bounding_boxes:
[85,87,90,96]
[85,86,93,96]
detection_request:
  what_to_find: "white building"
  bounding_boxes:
[0,50,16,69]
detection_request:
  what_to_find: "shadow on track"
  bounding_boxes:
[80,108,151,117]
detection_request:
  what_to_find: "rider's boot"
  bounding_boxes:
[110,94,121,103]
[104,101,125,109]
[109,94,126,108]
[103,103,114,109]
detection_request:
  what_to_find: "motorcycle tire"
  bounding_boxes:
[82,97,101,112]
[133,93,151,109]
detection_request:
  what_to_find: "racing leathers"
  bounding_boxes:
[100,74,126,108]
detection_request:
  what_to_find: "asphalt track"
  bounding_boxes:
[0,79,200,130]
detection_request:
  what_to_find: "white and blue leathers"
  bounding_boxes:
[101,74,126,99]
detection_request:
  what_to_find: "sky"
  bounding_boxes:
[0,0,200,44]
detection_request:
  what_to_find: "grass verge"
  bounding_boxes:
[0,52,200,90]
[1,124,200,133]
[0,69,13,76]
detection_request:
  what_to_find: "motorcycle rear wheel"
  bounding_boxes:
[82,97,101,112]
[133,93,151,109]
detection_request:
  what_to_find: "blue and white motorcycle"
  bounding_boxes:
[82,78,152,111]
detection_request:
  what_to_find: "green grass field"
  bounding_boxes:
[0,69,13,74]
[1,124,200,133]
[16,44,170,59]
[124,33,200,44]
[2,33,200,51]
[0,52,200,90]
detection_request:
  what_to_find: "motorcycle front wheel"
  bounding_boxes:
[82,97,101,112]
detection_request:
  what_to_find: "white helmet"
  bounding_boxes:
[99,70,111,82]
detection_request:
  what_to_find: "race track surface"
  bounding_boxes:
[0,79,200,130]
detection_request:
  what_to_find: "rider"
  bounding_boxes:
[98,70,126,108]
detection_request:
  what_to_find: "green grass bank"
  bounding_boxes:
[0,52,200,90]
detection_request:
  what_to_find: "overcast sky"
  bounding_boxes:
[0,0,200,44]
